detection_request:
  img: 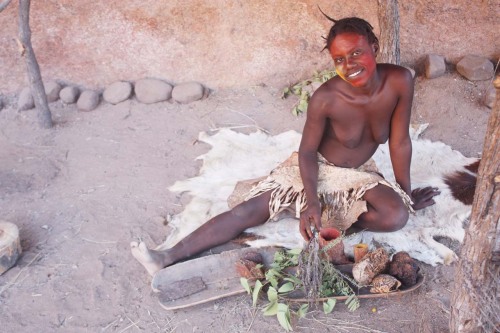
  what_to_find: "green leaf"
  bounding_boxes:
[274,251,283,261]
[265,268,277,279]
[323,298,337,314]
[284,275,302,286]
[297,304,309,318]
[282,87,290,99]
[269,276,279,289]
[267,287,278,302]
[346,294,360,312]
[266,268,281,281]
[291,86,301,95]
[277,303,293,331]
[287,248,302,255]
[252,280,263,307]
[322,288,333,297]
[297,100,308,113]
[278,282,294,294]
[240,277,251,295]
[265,269,280,289]
[262,301,278,316]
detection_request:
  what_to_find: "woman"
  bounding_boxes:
[131,17,439,276]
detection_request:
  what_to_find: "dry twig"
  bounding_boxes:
[118,316,140,333]
[245,307,258,333]
[0,252,41,296]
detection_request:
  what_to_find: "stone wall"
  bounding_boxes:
[0,0,498,93]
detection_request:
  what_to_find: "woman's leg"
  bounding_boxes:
[353,184,409,232]
[131,191,273,275]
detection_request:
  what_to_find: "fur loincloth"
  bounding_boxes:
[243,152,414,231]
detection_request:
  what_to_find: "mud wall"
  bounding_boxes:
[0,0,498,93]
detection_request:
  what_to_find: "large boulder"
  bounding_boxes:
[456,55,494,81]
[172,82,205,104]
[135,78,172,104]
[103,81,133,104]
[77,90,100,111]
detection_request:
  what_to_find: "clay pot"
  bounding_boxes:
[318,227,351,265]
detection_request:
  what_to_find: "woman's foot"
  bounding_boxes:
[130,241,172,276]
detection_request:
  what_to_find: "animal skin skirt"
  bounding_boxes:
[244,152,414,231]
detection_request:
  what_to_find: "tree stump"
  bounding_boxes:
[0,221,22,275]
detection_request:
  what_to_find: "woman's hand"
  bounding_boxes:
[411,186,440,210]
[299,202,322,241]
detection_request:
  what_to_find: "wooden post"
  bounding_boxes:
[18,0,53,128]
[449,75,500,332]
[377,0,401,65]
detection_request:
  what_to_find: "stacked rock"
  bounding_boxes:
[15,78,207,112]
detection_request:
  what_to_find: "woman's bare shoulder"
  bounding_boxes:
[308,76,344,110]
[378,64,414,94]
[379,63,413,81]
[313,75,348,98]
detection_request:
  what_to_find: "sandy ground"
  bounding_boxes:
[0,71,493,332]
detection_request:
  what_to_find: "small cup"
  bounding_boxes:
[318,227,350,264]
[353,243,369,263]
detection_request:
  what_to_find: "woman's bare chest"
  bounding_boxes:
[327,99,397,148]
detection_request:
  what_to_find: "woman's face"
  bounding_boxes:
[329,32,378,88]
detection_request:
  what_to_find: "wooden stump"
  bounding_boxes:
[0,221,22,275]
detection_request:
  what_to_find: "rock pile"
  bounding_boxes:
[15,78,207,112]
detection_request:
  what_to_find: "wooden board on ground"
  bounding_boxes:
[152,247,278,310]
[152,246,424,310]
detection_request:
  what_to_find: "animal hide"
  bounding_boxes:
[159,125,478,266]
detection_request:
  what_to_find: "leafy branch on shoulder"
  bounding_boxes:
[282,69,337,115]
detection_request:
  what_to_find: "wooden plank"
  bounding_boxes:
[151,247,277,310]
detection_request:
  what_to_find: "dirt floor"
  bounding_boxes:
[0,71,493,332]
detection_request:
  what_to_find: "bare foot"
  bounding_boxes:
[130,241,169,276]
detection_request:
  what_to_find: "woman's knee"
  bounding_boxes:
[384,205,409,231]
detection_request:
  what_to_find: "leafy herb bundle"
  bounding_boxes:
[240,239,360,331]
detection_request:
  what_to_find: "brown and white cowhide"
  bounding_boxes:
[159,125,478,266]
